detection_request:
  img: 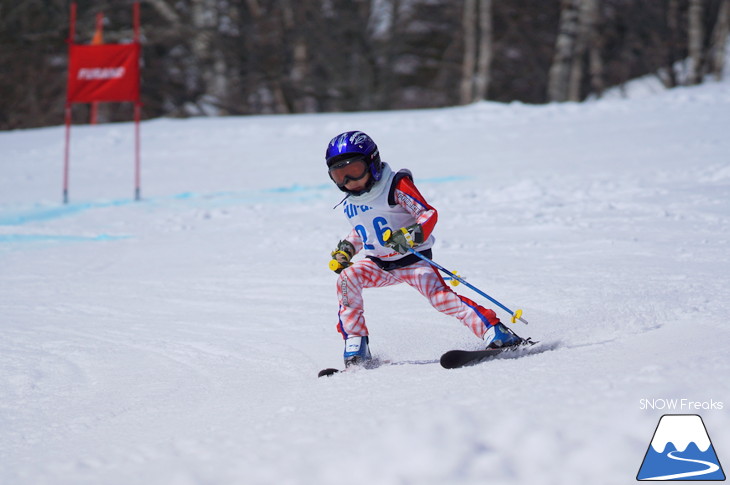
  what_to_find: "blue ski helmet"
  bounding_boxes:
[326,131,382,193]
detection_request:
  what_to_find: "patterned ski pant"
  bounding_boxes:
[336,258,499,340]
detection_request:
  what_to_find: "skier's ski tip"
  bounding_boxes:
[318,368,340,378]
[440,339,539,369]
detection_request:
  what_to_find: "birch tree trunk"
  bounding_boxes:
[190,0,230,115]
[146,0,182,26]
[548,0,580,102]
[568,0,590,101]
[379,0,402,109]
[460,0,477,104]
[688,0,705,85]
[664,0,681,88]
[474,0,493,101]
[587,0,604,98]
[460,0,492,104]
[282,0,316,112]
[568,0,602,100]
[709,0,730,80]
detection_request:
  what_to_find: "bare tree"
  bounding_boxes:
[548,0,580,102]
[709,0,730,80]
[663,0,681,88]
[281,1,316,112]
[568,0,588,101]
[586,0,604,98]
[474,0,493,101]
[4,0,730,130]
[190,0,227,115]
[567,0,602,101]
[460,0,477,104]
[377,0,403,110]
[460,0,492,104]
[688,0,705,85]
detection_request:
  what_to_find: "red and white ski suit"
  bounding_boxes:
[335,164,500,340]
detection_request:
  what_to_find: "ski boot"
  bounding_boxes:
[484,322,524,349]
[344,335,372,368]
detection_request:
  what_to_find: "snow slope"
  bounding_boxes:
[1,79,729,484]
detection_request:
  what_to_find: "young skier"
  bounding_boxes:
[326,130,525,367]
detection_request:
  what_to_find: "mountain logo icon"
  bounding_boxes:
[637,414,725,481]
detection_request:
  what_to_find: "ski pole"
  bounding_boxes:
[406,248,528,325]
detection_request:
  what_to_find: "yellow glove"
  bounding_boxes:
[383,224,423,254]
[329,240,355,273]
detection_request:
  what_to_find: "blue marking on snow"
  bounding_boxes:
[418,175,470,183]
[0,234,131,244]
[0,175,470,227]
[264,183,332,193]
[0,198,134,226]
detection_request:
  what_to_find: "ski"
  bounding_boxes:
[318,368,340,378]
[440,340,539,369]
[317,358,437,377]
[319,341,544,376]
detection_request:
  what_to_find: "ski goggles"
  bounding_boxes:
[328,157,370,187]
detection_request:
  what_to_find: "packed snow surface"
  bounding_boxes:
[1,79,729,484]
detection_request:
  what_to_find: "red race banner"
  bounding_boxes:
[63,2,143,204]
[67,43,140,103]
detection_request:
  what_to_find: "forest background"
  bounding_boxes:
[1,0,729,131]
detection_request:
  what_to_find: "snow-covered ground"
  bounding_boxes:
[1,77,729,484]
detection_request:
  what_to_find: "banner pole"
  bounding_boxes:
[63,2,77,204]
[133,2,140,41]
[134,102,141,201]
[133,1,141,201]
[69,2,77,42]
[63,104,72,204]
[89,12,104,125]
